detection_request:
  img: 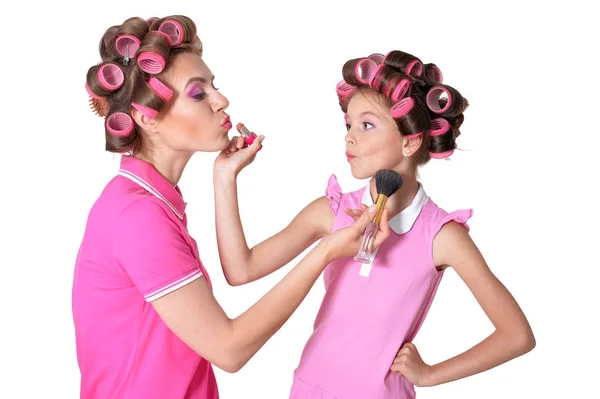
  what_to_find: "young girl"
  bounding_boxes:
[214,50,536,398]
[72,15,391,399]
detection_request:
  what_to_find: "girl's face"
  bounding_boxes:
[152,52,232,153]
[344,89,414,179]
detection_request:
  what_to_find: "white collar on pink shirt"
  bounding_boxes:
[361,182,429,234]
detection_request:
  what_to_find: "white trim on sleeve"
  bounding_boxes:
[145,269,203,302]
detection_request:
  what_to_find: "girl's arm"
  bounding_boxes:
[213,136,334,286]
[392,221,535,386]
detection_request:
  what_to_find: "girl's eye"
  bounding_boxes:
[345,123,351,131]
[363,122,374,130]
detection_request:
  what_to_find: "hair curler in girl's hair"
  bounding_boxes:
[384,50,423,77]
[146,17,159,26]
[354,59,378,85]
[426,85,466,118]
[368,64,410,102]
[368,53,385,65]
[97,63,125,91]
[390,97,427,139]
[158,20,184,47]
[336,80,357,111]
[429,118,451,137]
[429,149,454,159]
[105,112,134,137]
[423,63,443,84]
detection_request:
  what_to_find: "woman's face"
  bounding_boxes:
[154,52,232,153]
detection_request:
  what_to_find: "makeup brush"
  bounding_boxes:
[354,169,403,264]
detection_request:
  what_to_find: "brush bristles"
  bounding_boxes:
[89,97,110,118]
[375,169,403,197]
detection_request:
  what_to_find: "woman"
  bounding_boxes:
[72,14,390,399]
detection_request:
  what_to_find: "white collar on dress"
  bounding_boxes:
[361,181,429,234]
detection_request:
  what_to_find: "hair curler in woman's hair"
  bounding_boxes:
[97,63,125,91]
[158,20,184,47]
[148,77,173,101]
[131,103,158,119]
[105,112,134,137]
[426,85,466,118]
[115,35,141,63]
[137,51,166,74]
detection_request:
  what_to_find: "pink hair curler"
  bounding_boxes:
[137,51,166,74]
[368,53,385,64]
[388,79,410,102]
[405,59,423,77]
[368,64,384,87]
[429,149,454,159]
[146,17,159,26]
[405,132,423,139]
[148,77,173,101]
[158,20,184,46]
[424,64,443,83]
[354,59,378,85]
[426,86,452,114]
[131,102,158,119]
[390,97,415,119]
[151,30,173,45]
[429,118,450,136]
[115,35,141,58]
[85,82,101,99]
[97,63,124,91]
[336,80,356,98]
[105,112,134,137]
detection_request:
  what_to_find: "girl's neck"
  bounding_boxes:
[368,170,419,220]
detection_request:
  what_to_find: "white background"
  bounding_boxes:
[1,0,598,398]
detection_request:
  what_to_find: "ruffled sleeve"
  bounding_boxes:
[433,209,473,236]
[325,174,342,216]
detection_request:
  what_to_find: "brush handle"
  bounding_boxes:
[354,221,378,264]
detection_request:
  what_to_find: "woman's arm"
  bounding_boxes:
[153,206,388,373]
[391,222,535,386]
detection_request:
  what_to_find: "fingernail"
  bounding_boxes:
[368,205,377,214]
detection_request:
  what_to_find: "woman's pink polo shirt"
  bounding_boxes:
[72,155,219,398]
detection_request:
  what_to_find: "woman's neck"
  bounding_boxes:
[133,148,192,187]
